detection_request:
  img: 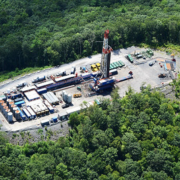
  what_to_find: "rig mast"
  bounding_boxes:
[100,30,113,78]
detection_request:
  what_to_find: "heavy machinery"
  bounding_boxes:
[100,30,113,78]
[91,64,98,72]
[73,93,82,98]
[96,63,101,70]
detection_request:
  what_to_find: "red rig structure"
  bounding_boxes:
[100,29,113,78]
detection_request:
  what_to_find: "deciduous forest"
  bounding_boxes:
[1,1,180,179]
[1,0,180,73]
[0,88,180,179]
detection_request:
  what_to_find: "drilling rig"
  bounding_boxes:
[100,30,113,78]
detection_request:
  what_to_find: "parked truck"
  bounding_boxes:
[16,82,27,88]
[32,76,46,83]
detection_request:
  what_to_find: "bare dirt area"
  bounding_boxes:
[7,121,70,145]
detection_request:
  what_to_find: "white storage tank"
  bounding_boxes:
[62,90,66,100]
[13,107,18,116]
[63,92,67,102]
[67,94,72,104]
[8,112,13,122]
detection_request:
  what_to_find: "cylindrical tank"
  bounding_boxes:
[6,99,11,106]
[13,107,18,116]
[62,90,65,99]
[3,106,8,115]
[5,109,10,119]
[67,94,72,104]
[7,112,13,122]
[0,100,4,111]
[10,104,15,111]
[2,103,6,114]
[64,92,67,102]
[15,110,21,120]
[9,101,14,108]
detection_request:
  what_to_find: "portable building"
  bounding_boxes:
[27,106,36,119]
[41,119,50,126]
[54,74,75,83]
[66,106,81,116]
[24,90,40,101]
[22,108,31,119]
[44,100,54,113]
[35,80,54,89]
[21,86,36,93]
[37,88,47,95]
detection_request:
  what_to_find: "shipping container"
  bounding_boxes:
[81,73,92,79]
[15,100,25,107]
[14,97,23,103]
[36,80,54,89]
[37,88,47,95]
[11,93,22,100]
[98,79,115,87]
[22,108,31,119]
[109,69,118,76]
[27,107,36,119]
[55,74,75,83]
[47,77,82,91]
[41,119,50,126]
[44,100,54,113]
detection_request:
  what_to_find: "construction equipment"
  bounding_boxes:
[73,93,82,98]
[96,63,101,70]
[91,64,98,72]
[158,73,166,78]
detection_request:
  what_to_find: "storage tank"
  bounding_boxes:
[62,90,65,99]
[9,101,14,108]
[6,99,11,106]
[5,109,10,119]
[8,112,13,122]
[15,110,21,120]
[67,94,72,104]
[13,107,18,116]
[10,104,14,111]
[3,106,8,115]
[0,100,4,111]
[2,103,6,114]
[63,92,67,102]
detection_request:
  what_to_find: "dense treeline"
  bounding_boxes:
[0,88,180,179]
[1,0,180,72]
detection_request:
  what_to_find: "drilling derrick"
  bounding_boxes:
[100,30,113,78]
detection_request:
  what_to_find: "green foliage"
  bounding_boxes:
[0,88,180,179]
[1,0,180,77]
